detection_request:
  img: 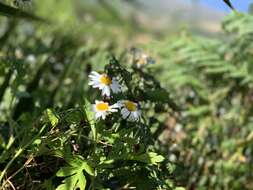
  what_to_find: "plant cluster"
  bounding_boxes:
[0,25,181,188]
[1,0,253,189]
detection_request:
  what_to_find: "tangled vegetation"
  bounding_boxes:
[0,0,253,190]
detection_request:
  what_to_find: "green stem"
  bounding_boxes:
[90,121,97,190]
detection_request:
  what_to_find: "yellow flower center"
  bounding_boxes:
[125,101,137,112]
[100,74,112,85]
[96,102,109,111]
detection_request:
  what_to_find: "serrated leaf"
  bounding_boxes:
[56,167,77,177]
[56,157,94,190]
[56,168,86,190]
[56,176,77,190]
[75,174,87,190]
[81,161,94,176]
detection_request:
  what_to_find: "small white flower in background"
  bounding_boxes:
[88,71,121,97]
[131,48,155,68]
[26,54,36,64]
[118,100,141,122]
[15,48,23,59]
[136,53,155,68]
[92,100,119,120]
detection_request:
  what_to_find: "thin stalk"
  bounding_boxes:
[90,121,97,190]
[0,124,47,185]
[0,156,33,189]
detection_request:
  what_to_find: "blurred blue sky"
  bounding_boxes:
[200,0,252,12]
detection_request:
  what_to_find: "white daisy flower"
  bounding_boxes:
[88,71,121,97]
[92,100,119,120]
[118,100,141,122]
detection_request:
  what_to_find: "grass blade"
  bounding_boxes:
[0,2,47,22]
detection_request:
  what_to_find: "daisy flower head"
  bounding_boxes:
[118,100,141,122]
[88,71,121,97]
[92,100,119,120]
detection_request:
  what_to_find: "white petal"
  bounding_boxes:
[89,82,100,88]
[110,103,119,109]
[91,82,102,88]
[117,100,125,107]
[98,84,105,90]
[93,84,102,89]
[111,79,121,93]
[95,112,103,120]
[92,104,97,112]
[128,113,134,120]
[88,75,99,80]
[121,108,130,119]
[102,86,110,97]
[90,71,100,77]
[89,75,99,80]
[89,80,100,85]
[110,109,117,113]
[101,113,106,120]
[128,113,136,122]
[101,87,106,96]
[122,113,129,119]
[109,104,119,112]
[133,111,140,119]
[125,112,131,119]
[121,108,128,115]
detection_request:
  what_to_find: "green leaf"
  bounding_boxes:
[129,152,165,165]
[175,187,186,190]
[56,167,86,190]
[83,99,96,141]
[46,109,59,128]
[56,176,78,190]
[75,174,87,190]
[56,167,77,177]
[83,99,94,123]
[81,161,94,176]
[56,157,94,190]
